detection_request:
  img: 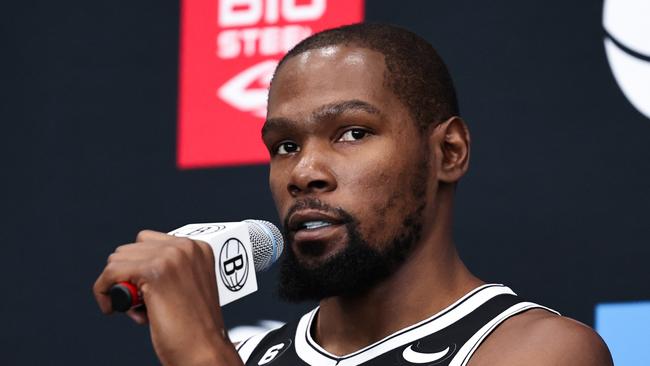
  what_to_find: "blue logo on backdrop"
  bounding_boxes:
[595,301,650,366]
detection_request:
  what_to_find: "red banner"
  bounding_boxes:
[177,0,365,169]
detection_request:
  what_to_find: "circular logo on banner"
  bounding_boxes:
[603,0,650,119]
[219,238,249,291]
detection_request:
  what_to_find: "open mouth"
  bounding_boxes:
[292,219,345,250]
[299,220,334,230]
[288,209,344,233]
[285,208,350,255]
[285,210,350,249]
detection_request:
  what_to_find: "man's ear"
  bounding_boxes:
[429,116,470,184]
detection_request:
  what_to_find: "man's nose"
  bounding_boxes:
[287,146,337,196]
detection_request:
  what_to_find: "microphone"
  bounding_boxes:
[109,219,284,312]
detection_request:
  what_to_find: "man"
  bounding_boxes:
[94,23,613,365]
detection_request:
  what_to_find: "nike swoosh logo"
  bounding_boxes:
[402,344,450,364]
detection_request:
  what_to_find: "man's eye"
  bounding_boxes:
[276,141,300,155]
[338,129,369,142]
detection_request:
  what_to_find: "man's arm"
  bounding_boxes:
[471,309,613,366]
[523,314,613,365]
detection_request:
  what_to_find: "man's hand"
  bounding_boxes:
[93,230,243,366]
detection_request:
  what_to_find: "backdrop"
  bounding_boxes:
[2,0,648,364]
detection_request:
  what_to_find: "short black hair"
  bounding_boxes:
[274,23,460,129]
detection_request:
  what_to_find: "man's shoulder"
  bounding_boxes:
[470,308,613,366]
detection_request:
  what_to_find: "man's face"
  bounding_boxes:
[263,46,436,300]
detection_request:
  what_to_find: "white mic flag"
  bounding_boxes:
[168,219,284,306]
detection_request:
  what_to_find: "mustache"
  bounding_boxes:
[282,198,355,233]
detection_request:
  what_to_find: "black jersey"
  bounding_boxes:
[236,284,557,366]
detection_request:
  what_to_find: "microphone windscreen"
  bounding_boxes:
[244,219,284,272]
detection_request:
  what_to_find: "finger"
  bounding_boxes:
[135,229,173,243]
[194,240,215,263]
[127,306,149,325]
[93,260,142,314]
[193,240,219,302]
[108,243,167,263]
[113,243,139,254]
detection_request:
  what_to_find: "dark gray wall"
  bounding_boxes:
[2,0,648,364]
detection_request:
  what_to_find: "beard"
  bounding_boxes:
[277,164,427,302]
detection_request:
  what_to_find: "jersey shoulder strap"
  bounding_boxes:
[418,293,559,366]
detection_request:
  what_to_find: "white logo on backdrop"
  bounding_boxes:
[603,0,650,119]
[218,60,278,118]
[216,0,326,117]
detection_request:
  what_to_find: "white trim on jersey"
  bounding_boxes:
[237,328,277,364]
[293,284,522,366]
[448,301,560,366]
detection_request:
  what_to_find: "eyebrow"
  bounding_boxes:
[261,99,381,138]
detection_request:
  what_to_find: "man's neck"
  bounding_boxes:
[312,237,482,356]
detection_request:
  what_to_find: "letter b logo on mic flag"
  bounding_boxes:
[219,238,250,291]
[170,222,259,305]
[177,0,365,169]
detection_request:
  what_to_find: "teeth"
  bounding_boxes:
[302,221,332,230]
